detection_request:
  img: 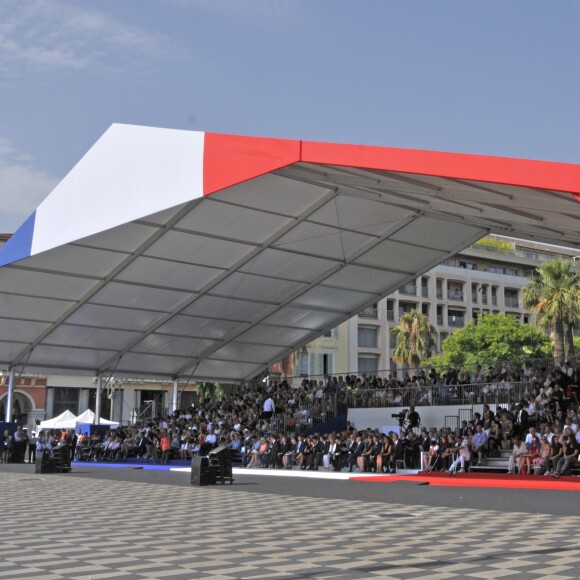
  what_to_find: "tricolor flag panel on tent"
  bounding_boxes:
[0,124,579,381]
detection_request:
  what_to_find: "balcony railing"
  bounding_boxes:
[482,295,488,304]
[359,307,378,319]
[448,316,465,327]
[492,296,498,306]
[505,297,519,308]
[448,291,464,301]
[338,382,531,409]
[471,293,478,302]
[386,309,394,321]
[399,284,417,296]
[436,289,443,299]
[421,287,428,298]
[437,315,443,325]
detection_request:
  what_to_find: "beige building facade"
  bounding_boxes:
[300,236,579,378]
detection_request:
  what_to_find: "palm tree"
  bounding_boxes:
[523,258,580,365]
[391,309,437,372]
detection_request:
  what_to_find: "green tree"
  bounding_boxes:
[391,309,437,371]
[427,314,550,370]
[523,258,580,365]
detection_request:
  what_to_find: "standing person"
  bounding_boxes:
[144,430,159,464]
[407,406,421,431]
[27,431,38,463]
[13,427,27,463]
[160,431,172,465]
[2,429,13,463]
[262,395,275,421]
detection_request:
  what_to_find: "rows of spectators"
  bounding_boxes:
[2,360,578,475]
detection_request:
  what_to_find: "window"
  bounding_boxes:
[323,327,339,338]
[358,356,378,374]
[358,327,378,348]
[319,353,334,376]
[51,387,80,417]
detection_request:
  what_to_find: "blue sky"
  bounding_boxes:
[0,0,579,232]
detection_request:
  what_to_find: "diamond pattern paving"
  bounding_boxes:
[1,470,579,579]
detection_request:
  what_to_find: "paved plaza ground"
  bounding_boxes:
[1,463,579,579]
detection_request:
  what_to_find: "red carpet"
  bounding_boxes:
[350,471,580,491]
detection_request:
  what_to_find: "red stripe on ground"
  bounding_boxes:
[350,474,580,491]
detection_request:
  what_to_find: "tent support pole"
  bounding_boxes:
[5,368,14,422]
[95,375,102,425]
[171,378,178,415]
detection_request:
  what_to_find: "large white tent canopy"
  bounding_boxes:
[1,124,579,382]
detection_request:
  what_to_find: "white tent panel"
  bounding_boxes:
[355,240,447,271]
[389,217,486,250]
[308,195,414,233]
[193,359,264,381]
[0,341,29,360]
[175,199,294,244]
[182,296,277,322]
[28,345,117,370]
[19,245,128,278]
[77,222,160,253]
[209,342,287,364]
[274,222,376,261]
[156,315,247,340]
[293,286,377,312]
[75,409,119,427]
[65,304,165,332]
[0,269,95,301]
[324,266,407,294]
[130,334,219,357]
[236,324,315,346]
[262,307,342,329]
[89,282,188,312]
[0,319,52,342]
[43,326,141,350]
[240,248,339,283]
[115,257,224,292]
[31,125,204,256]
[211,173,333,217]
[146,231,255,268]
[115,352,196,376]
[39,409,78,429]
[211,272,306,303]
[0,295,75,322]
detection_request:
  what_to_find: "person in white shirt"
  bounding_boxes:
[262,397,275,420]
[448,437,470,473]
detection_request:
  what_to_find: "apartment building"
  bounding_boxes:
[301,236,579,378]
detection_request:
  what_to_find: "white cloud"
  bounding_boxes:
[0,137,59,233]
[0,0,181,76]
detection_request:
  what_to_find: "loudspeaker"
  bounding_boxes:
[191,456,212,486]
[35,450,55,474]
[208,445,230,457]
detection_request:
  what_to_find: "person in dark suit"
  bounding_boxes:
[390,432,405,472]
[347,434,364,472]
[267,434,280,468]
[293,435,307,469]
[306,436,321,470]
[515,403,529,438]
[278,434,291,468]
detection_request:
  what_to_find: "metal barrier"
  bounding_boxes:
[336,381,532,409]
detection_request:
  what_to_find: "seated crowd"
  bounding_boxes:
[2,360,578,476]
